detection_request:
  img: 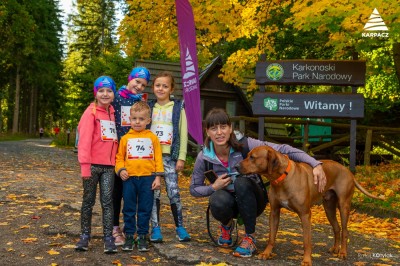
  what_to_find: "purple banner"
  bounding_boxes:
[175,0,203,145]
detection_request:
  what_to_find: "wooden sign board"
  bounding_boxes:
[252,92,364,118]
[256,60,366,86]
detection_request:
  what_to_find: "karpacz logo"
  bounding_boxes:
[362,32,389,38]
[362,8,389,38]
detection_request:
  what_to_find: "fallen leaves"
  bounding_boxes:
[47,249,60,255]
[130,255,146,262]
[22,237,38,243]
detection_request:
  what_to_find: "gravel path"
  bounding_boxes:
[0,138,398,265]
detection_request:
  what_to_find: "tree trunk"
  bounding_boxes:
[0,99,3,132]
[393,42,400,85]
[12,65,21,133]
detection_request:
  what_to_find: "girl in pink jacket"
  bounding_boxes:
[75,76,119,254]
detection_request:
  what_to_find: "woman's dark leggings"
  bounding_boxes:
[209,176,267,234]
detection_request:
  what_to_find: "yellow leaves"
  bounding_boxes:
[279,230,302,237]
[22,237,37,243]
[61,244,76,249]
[152,258,161,263]
[197,263,229,266]
[47,249,60,255]
[174,243,187,249]
[290,239,303,245]
[216,247,232,254]
[130,255,146,262]
[112,260,122,266]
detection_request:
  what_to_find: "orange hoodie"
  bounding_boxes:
[115,129,164,177]
[78,103,118,177]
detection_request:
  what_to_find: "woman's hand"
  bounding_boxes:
[313,164,327,193]
[211,174,232,191]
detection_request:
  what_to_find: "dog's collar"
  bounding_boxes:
[271,157,291,186]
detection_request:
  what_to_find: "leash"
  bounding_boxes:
[206,204,239,247]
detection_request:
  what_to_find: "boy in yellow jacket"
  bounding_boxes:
[115,101,164,252]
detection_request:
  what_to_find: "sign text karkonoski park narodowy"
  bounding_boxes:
[253,60,366,118]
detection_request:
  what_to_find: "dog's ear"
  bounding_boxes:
[267,149,279,175]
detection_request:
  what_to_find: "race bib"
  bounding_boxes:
[151,124,173,145]
[100,120,117,141]
[121,106,131,127]
[127,138,154,160]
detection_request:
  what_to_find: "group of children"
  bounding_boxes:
[75,67,190,254]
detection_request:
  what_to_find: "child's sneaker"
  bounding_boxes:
[218,224,233,247]
[122,235,135,251]
[137,235,149,252]
[150,226,163,243]
[103,236,118,253]
[75,234,90,251]
[112,226,125,246]
[176,226,191,242]
[233,234,257,258]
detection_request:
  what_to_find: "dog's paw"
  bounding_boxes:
[337,250,347,259]
[258,252,273,260]
[328,245,340,254]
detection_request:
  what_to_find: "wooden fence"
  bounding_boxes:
[230,116,400,165]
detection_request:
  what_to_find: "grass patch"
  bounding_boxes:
[0,133,35,141]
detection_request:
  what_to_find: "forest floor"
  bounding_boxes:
[0,138,399,266]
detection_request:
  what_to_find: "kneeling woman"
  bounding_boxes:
[190,108,326,258]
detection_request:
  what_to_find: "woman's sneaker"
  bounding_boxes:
[137,235,150,252]
[103,236,118,254]
[150,226,163,243]
[122,235,135,251]
[176,226,191,242]
[112,226,125,246]
[233,234,257,258]
[75,234,90,251]
[218,224,233,247]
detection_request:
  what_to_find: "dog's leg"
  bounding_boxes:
[337,197,352,259]
[299,212,313,266]
[322,190,341,254]
[259,205,280,260]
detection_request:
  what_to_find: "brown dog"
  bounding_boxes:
[236,146,382,266]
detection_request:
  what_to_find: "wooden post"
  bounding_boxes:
[258,54,266,141]
[303,122,309,152]
[239,119,245,134]
[364,129,373,165]
[349,86,358,173]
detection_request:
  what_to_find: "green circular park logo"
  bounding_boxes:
[266,63,284,81]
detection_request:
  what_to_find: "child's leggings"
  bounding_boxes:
[151,155,184,228]
[80,165,114,237]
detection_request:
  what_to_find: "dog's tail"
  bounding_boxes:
[354,179,385,200]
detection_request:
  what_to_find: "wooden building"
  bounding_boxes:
[135,56,253,120]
